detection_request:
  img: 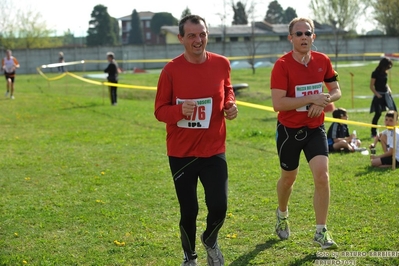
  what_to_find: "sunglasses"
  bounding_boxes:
[291,31,313,37]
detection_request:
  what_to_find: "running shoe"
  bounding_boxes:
[314,228,338,249]
[275,208,290,240]
[201,233,224,266]
[181,258,197,266]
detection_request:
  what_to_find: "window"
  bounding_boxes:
[230,37,238,42]
[146,32,151,40]
[244,36,251,41]
[215,37,222,43]
[145,21,150,28]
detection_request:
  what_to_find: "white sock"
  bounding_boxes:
[316,225,326,233]
[278,208,288,218]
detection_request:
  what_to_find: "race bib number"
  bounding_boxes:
[295,82,323,112]
[177,97,212,129]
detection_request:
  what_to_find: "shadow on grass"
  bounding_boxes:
[358,165,395,174]
[288,253,318,266]
[229,238,279,266]
[60,102,102,110]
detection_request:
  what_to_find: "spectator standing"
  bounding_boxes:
[104,52,119,106]
[58,51,65,73]
[370,57,396,138]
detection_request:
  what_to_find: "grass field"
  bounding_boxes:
[0,61,398,266]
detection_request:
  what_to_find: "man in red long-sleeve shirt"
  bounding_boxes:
[154,14,238,266]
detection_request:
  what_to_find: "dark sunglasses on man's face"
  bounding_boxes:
[291,31,313,37]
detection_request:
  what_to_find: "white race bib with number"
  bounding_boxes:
[295,82,323,112]
[177,97,212,129]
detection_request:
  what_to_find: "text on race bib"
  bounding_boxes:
[295,82,323,112]
[176,97,213,129]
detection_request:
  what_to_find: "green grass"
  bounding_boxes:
[0,62,398,266]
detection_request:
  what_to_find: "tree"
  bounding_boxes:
[150,12,178,35]
[180,6,191,19]
[62,29,75,46]
[0,0,57,49]
[372,0,399,36]
[283,7,297,24]
[17,10,56,49]
[128,9,143,45]
[111,17,120,45]
[232,1,248,25]
[242,0,262,74]
[87,5,118,46]
[264,0,284,24]
[310,0,368,67]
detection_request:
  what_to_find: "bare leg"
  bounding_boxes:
[277,168,298,212]
[309,155,330,225]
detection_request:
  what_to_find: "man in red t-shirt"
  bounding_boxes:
[270,17,341,250]
[154,15,237,266]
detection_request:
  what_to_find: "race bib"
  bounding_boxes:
[177,97,212,129]
[295,82,323,112]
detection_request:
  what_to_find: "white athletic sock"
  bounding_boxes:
[316,225,326,233]
[278,208,288,219]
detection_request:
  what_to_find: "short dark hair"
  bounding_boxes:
[178,15,207,36]
[385,110,397,120]
[332,107,347,118]
[106,52,114,59]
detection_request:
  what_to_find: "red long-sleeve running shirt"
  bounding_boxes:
[154,52,235,158]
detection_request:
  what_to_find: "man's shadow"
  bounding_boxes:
[229,239,278,266]
[229,238,317,266]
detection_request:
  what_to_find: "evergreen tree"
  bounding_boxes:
[128,9,143,44]
[283,7,297,24]
[264,0,284,24]
[181,6,191,19]
[87,5,117,46]
[150,12,178,35]
[232,1,248,25]
[112,17,120,45]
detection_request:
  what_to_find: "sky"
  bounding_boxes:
[14,0,375,36]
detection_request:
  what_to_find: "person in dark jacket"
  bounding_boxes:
[370,57,396,138]
[104,52,119,105]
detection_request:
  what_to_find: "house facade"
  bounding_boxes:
[119,11,342,46]
[161,20,340,45]
[118,11,166,45]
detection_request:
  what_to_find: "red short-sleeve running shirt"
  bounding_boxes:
[271,51,336,128]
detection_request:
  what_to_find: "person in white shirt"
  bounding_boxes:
[2,50,20,99]
[370,110,399,167]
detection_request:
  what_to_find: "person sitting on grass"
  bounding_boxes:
[327,108,361,153]
[370,110,399,167]
[368,110,397,153]
[369,129,389,154]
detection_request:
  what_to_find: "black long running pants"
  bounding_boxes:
[168,154,228,260]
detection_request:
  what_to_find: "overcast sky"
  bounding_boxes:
[14,0,375,36]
